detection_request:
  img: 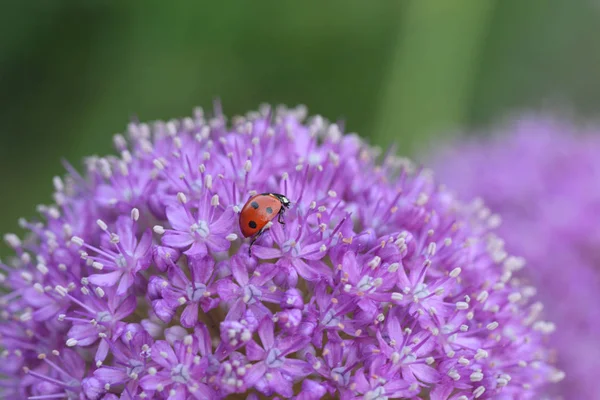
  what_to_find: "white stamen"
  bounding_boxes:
[486,321,499,331]
[474,349,488,360]
[4,233,21,248]
[427,242,436,257]
[173,137,182,149]
[415,192,429,206]
[244,160,252,172]
[550,369,565,383]
[448,370,460,381]
[177,192,188,204]
[153,159,165,170]
[456,302,469,310]
[367,256,381,269]
[96,219,108,231]
[153,226,165,235]
[476,290,489,303]
[508,292,522,303]
[36,264,49,275]
[55,285,68,297]
[226,233,238,242]
[211,194,219,207]
[473,386,485,398]
[470,371,484,382]
[131,208,140,221]
[70,236,84,246]
[388,263,400,272]
[391,292,404,301]
[92,262,104,270]
[66,339,78,347]
[449,267,461,278]
[95,287,105,298]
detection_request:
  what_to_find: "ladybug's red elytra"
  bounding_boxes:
[239,193,291,256]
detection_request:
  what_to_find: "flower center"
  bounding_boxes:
[413,283,430,299]
[127,360,144,377]
[96,311,112,323]
[265,348,283,369]
[170,363,191,384]
[242,285,262,304]
[186,283,207,302]
[357,276,374,292]
[116,254,127,268]
[281,240,300,257]
[191,220,210,238]
[331,367,350,386]
[123,188,133,201]
[365,386,387,400]
[321,309,339,327]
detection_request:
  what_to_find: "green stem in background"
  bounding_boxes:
[373,1,496,155]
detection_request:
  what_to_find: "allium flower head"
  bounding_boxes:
[1,105,561,399]
[429,115,599,399]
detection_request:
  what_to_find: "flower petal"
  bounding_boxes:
[150,340,178,369]
[251,246,283,260]
[94,367,128,384]
[166,204,194,231]
[116,272,134,295]
[244,361,267,387]
[410,363,441,384]
[88,270,123,287]
[113,295,137,320]
[162,232,194,249]
[140,371,171,390]
[185,240,208,256]
[180,302,199,328]
[257,317,275,349]
[210,207,236,235]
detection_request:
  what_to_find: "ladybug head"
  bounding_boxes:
[269,193,291,208]
[278,195,291,208]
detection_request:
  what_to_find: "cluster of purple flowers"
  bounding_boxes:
[1,105,562,399]
[429,115,600,399]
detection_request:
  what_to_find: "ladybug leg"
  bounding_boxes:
[278,209,286,225]
[248,229,266,257]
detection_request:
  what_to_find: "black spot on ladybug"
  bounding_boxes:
[248,221,257,229]
[266,207,273,214]
[251,201,259,209]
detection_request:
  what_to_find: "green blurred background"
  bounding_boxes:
[1,1,600,255]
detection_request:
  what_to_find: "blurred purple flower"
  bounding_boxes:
[429,115,599,399]
[0,105,561,399]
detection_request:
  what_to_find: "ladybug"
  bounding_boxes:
[239,193,291,255]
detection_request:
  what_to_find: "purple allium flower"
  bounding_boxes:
[0,105,562,399]
[428,115,600,399]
